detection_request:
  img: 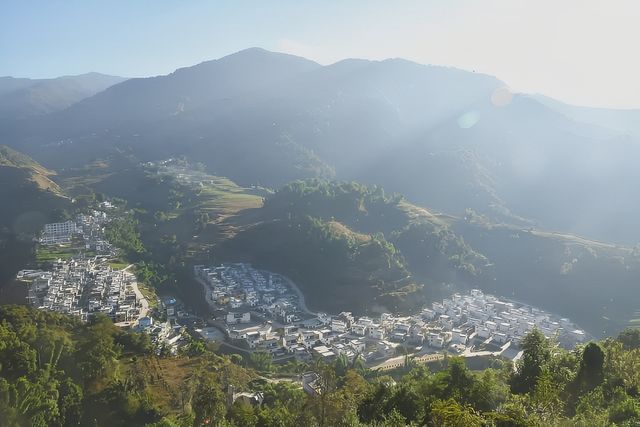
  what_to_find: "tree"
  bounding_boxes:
[576,342,605,391]
[446,357,474,402]
[228,401,257,427]
[250,352,273,373]
[428,399,484,427]
[0,324,37,380]
[511,329,551,394]
[77,315,121,384]
[230,354,243,366]
[57,378,83,426]
[527,369,563,423]
[191,374,227,426]
[617,328,640,350]
[311,362,338,427]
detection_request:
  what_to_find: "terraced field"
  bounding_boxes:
[35,243,92,263]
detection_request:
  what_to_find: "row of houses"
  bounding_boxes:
[195,263,304,325]
[421,289,587,348]
[197,262,587,366]
[23,258,142,323]
[135,316,188,356]
[39,210,111,248]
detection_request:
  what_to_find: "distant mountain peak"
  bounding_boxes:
[0,73,127,119]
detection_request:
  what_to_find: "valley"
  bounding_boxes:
[2,10,640,422]
[2,148,637,339]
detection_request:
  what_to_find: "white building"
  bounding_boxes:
[226,311,251,324]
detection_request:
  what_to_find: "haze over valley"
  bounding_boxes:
[3,2,640,425]
[3,46,640,335]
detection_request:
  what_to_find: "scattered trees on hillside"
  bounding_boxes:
[4,305,640,426]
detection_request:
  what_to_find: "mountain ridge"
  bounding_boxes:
[3,48,640,244]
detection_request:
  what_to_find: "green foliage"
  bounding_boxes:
[4,306,640,426]
[104,216,145,258]
[510,328,551,394]
[135,261,169,289]
[223,214,411,313]
[617,327,640,350]
[427,399,484,427]
[224,179,487,313]
[250,352,273,373]
[575,342,605,391]
[191,372,227,426]
[0,305,164,426]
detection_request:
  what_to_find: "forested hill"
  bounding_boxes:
[4,304,640,425]
[219,180,487,314]
[220,179,640,335]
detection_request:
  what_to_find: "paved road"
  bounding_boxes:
[371,352,445,371]
[114,265,149,327]
[123,265,149,321]
[371,341,513,371]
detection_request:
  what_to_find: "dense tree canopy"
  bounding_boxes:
[3,306,640,426]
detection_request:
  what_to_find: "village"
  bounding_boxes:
[22,258,142,324]
[17,208,190,355]
[194,263,588,371]
[17,209,589,369]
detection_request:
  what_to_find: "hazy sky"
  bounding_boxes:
[2,0,639,108]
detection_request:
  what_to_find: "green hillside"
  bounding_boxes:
[0,145,70,233]
[50,163,640,336]
[4,305,640,426]
[220,215,414,313]
[218,180,486,313]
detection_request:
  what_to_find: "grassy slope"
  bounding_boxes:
[0,145,64,195]
[0,147,72,291]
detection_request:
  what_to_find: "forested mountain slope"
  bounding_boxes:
[3,305,640,426]
[4,49,640,244]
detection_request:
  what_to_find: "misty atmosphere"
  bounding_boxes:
[1,1,640,426]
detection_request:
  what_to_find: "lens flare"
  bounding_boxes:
[491,86,514,107]
[457,110,480,129]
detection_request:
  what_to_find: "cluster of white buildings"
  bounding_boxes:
[40,220,80,245]
[39,210,112,252]
[194,263,303,326]
[225,308,441,364]
[195,264,587,365]
[421,289,587,349]
[135,315,188,356]
[23,259,143,323]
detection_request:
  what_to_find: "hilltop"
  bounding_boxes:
[0,145,69,231]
